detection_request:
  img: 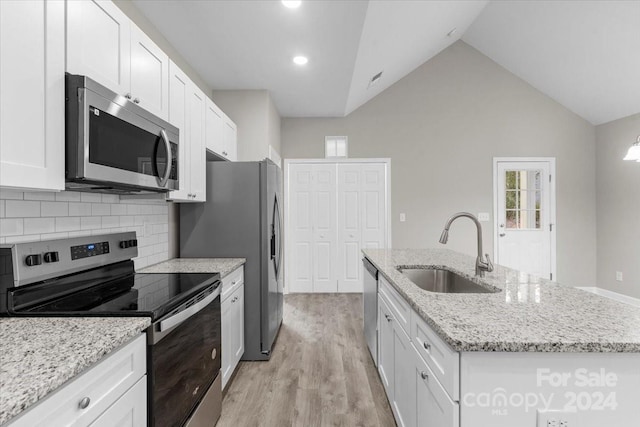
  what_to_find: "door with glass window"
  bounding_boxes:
[495,159,555,280]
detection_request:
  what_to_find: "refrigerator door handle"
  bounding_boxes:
[274,194,283,280]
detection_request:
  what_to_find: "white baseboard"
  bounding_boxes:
[576,286,640,308]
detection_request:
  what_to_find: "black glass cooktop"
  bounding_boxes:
[9,262,220,320]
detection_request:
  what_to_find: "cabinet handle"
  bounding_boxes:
[385,314,392,322]
[125,93,132,100]
[133,98,140,104]
[78,396,91,409]
[423,341,431,351]
[420,371,429,380]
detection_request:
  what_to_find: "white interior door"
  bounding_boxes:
[312,165,338,292]
[337,163,387,292]
[287,160,389,294]
[495,159,555,280]
[337,164,362,292]
[287,164,314,293]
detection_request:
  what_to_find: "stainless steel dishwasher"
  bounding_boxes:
[363,257,378,366]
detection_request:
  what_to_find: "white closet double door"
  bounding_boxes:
[288,161,388,293]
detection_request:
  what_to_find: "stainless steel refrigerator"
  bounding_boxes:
[180,159,283,361]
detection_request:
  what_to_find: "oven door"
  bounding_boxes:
[72,84,178,191]
[148,285,221,427]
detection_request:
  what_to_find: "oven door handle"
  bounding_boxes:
[159,286,221,332]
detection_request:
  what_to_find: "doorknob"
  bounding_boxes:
[500,223,505,228]
[499,233,506,237]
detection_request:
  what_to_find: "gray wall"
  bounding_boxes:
[282,41,597,286]
[596,113,640,297]
[212,90,282,162]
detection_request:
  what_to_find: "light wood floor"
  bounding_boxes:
[217,293,396,427]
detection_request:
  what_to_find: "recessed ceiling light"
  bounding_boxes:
[293,56,308,65]
[282,0,301,8]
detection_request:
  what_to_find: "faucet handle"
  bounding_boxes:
[484,254,494,272]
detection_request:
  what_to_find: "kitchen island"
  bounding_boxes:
[363,248,640,427]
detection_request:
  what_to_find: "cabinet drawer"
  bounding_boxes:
[9,334,146,427]
[378,274,410,335]
[413,344,459,427]
[221,266,244,302]
[411,310,460,401]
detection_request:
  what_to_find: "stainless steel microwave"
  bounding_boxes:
[65,74,179,194]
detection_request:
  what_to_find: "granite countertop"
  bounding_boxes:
[139,258,246,277]
[363,248,640,353]
[0,317,150,426]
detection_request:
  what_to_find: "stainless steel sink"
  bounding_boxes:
[398,268,500,294]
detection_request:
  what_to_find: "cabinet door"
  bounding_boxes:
[66,0,131,96]
[88,377,147,427]
[232,284,245,365]
[205,98,225,158]
[166,61,190,201]
[415,349,459,427]
[0,0,65,191]
[393,322,416,427]
[378,297,394,397]
[130,25,169,120]
[223,117,238,161]
[221,294,233,389]
[188,84,206,201]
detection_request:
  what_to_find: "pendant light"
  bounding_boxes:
[623,136,640,162]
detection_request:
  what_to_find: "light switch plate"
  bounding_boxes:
[537,409,577,427]
[616,271,623,281]
[400,213,406,222]
[478,212,490,222]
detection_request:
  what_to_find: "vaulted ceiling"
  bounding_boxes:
[133,0,640,124]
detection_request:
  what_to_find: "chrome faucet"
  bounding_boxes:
[439,212,494,277]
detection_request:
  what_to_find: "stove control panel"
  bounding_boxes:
[3,232,138,287]
[71,242,110,260]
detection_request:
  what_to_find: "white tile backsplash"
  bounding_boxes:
[0,190,170,270]
[5,200,41,218]
[41,201,69,217]
[24,218,55,234]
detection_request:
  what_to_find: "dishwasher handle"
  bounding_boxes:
[363,258,378,279]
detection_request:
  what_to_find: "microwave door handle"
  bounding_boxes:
[157,129,172,187]
[159,286,220,332]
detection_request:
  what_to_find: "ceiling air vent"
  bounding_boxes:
[368,71,383,89]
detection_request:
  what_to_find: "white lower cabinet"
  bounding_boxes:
[8,334,146,427]
[88,376,147,427]
[378,280,458,427]
[221,266,245,389]
[413,346,459,427]
[378,294,416,427]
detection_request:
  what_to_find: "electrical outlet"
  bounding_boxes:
[399,213,406,222]
[616,271,623,281]
[537,410,577,427]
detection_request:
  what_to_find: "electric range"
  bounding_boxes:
[0,232,222,427]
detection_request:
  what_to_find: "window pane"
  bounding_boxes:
[506,190,517,209]
[536,210,541,228]
[506,171,517,189]
[506,210,517,228]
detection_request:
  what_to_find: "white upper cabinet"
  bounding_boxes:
[167,61,190,201]
[205,98,237,162]
[129,25,169,120]
[167,61,206,203]
[223,117,238,161]
[188,84,206,201]
[67,0,169,121]
[66,0,131,96]
[0,0,65,191]
[205,98,225,157]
